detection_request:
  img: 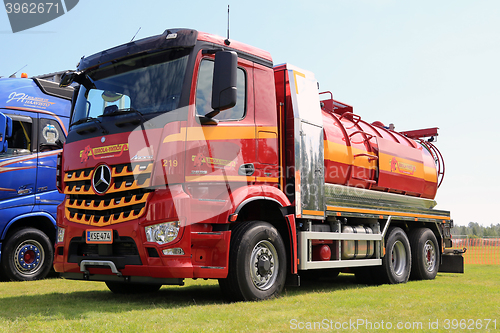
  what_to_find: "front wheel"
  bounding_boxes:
[219,221,287,301]
[0,228,53,281]
[379,227,412,284]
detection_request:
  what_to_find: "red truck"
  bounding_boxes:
[54,28,463,301]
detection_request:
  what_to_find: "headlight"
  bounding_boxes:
[57,227,65,243]
[145,221,180,245]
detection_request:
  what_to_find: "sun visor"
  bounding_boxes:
[78,29,198,71]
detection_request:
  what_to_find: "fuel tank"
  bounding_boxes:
[341,225,375,260]
[321,95,439,199]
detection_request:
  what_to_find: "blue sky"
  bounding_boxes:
[1,0,499,226]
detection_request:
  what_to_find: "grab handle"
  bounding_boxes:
[339,112,361,125]
[353,153,378,161]
[349,130,374,144]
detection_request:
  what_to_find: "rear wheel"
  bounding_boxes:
[105,281,162,294]
[0,228,53,281]
[409,228,440,280]
[219,221,286,301]
[379,227,411,284]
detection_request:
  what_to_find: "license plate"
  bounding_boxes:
[86,230,113,244]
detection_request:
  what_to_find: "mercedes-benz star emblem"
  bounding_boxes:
[92,164,112,194]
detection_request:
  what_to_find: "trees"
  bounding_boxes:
[451,223,500,237]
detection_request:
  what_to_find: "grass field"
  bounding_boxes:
[0,265,498,332]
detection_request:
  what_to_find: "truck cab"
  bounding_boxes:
[0,76,72,280]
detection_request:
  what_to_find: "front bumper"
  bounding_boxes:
[54,185,232,281]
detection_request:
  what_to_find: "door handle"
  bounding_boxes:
[238,163,255,176]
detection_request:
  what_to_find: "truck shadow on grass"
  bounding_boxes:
[0,274,368,321]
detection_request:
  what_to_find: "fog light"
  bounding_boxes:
[163,248,185,255]
[145,221,180,245]
[57,227,65,243]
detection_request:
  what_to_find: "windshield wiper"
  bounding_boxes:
[71,116,96,126]
[100,107,144,119]
[100,108,146,126]
[71,117,108,134]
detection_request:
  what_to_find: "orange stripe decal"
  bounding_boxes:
[5,106,68,135]
[255,177,279,183]
[327,205,449,220]
[163,126,278,143]
[303,210,324,216]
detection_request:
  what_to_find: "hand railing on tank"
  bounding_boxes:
[399,127,445,188]
[349,130,374,144]
[418,139,445,188]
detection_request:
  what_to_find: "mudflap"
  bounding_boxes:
[439,254,464,273]
[286,273,300,287]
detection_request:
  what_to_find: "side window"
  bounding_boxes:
[39,118,66,152]
[195,59,246,121]
[2,116,33,156]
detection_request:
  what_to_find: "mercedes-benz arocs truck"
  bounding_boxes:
[54,29,463,301]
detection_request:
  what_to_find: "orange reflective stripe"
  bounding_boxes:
[302,210,324,216]
[327,205,450,220]
[163,126,278,143]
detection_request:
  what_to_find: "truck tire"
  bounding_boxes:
[379,227,411,284]
[105,281,162,294]
[0,228,53,281]
[219,221,287,301]
[409,228,440,280]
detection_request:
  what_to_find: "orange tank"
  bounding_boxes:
[320,93,441,199]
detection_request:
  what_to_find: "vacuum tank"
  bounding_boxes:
[320,93,442,199]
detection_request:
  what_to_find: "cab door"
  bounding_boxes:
[186,54,255,185]
[183,52,255,223]
[0,112,37,213]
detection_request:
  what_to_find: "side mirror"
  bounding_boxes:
[0,113,13,153]
[59,70,90,88]
[59,70,78,87]
[211,51,237,112]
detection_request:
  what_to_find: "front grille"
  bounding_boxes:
[63,162,153,226]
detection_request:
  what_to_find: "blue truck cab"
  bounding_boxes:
[0,76,72,280]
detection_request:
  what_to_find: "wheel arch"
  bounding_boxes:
[229,191,296,274]
[384,219,443,253]
[1,212,57,245]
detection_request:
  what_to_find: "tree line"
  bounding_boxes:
[451,222,500,237]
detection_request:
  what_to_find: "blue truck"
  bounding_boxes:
[0,75,73,281]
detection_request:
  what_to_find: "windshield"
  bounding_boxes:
[72,49,190,124]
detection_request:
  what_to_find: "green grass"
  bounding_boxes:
[0,265,499,332]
